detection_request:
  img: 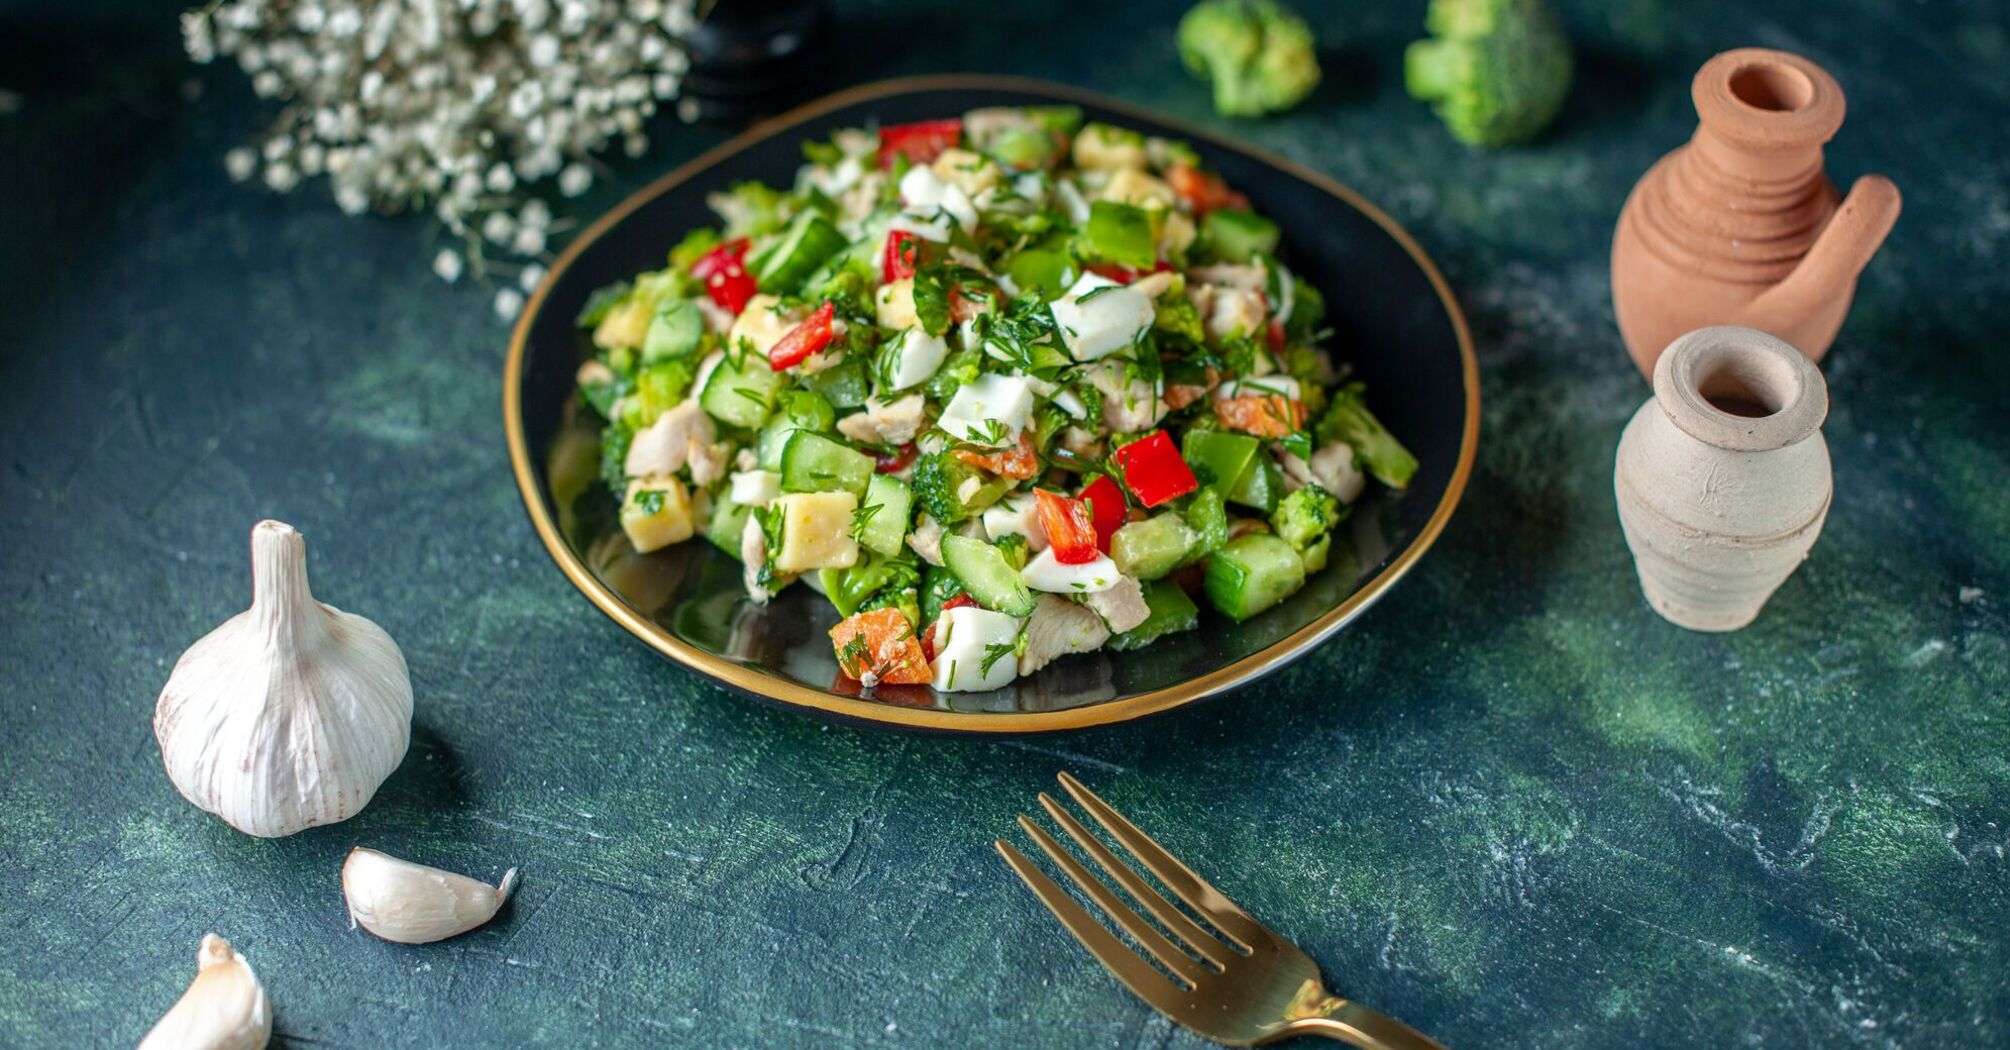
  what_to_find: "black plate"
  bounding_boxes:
[506,76,1478,733]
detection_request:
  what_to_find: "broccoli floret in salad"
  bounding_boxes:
[1177,0,1323,118]
[568,106,1413,693]
[1271,484,1340,550]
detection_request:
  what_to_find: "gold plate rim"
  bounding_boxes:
[504,74,1481,734]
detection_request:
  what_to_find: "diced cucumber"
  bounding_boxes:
[856,474,913,558]
[1078,201,1156,269]
[705,492,754,559]
[1226,453,1283,513]
[941,533,1036,617]
[753,210,848,293]
[697,348,784,429]
[1107,580,1200,651]
[1200,209,1280,263]
[779,430,874,496]
[1204,533,1306,621]
[1182,430,1260,493]
[1109,512,1198,581]
[642,297,704,362]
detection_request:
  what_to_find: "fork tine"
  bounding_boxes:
[1015,815,1209,987]
[994,840,1191,1015]
[1036,793,1233,968]
[1056,772,1262,949]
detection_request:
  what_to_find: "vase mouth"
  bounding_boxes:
[1653,325,1828,452]
[1693,48,1846,150]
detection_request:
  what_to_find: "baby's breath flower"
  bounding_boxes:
[433,248,463,284]
[187,0,697,314]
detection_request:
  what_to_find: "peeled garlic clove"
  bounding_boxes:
[154,521,413,838]
[343,847,519,944]
[138,934,271,1050]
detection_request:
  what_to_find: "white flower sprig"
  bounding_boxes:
[182,0,702,319]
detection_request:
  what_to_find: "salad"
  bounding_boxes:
[572,107,1416,693]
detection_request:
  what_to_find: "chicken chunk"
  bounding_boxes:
[1084,574,1150,634]
[835,394,927,447]
[740,514,795,605]
[1282,443,1366,503]
[1016,595,1111,676]
[1086,360,1167,433]
[906,513,947,567]
[624,399,716,479]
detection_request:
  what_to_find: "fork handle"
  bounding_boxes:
[1289,999,1447,1050]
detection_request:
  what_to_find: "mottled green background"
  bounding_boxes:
[3,0,2007,1046]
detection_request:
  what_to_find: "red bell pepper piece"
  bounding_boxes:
[767,301,836,371]
[1034,489,1100,565]
[1166,164,1250,216]
[1077,474,1128,552]
[1112,430,1199,509]
[882,229,922,283]
[690,237,757,315]
[874,442,918,474]
[878,119,962,170]
[1083,261,1174,285]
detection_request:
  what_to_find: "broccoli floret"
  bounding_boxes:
[993,533,1031,571]
[910,451,981,525]
[1177,0,1322,118]
[1316,382,1418,489]
[1404,0,1573,147]
[1272,484,1339,550]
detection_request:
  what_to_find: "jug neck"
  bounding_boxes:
[1689,49,1846,185]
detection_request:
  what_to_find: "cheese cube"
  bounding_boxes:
[875,278,919,330]
[770,491,861,573]
[937,373,1034,446]
[1050,273,1153,362]
[726,294,800,357]
[1100,168,1175,208]
[1021,548,1121,594]
[621,476,695,553]
[929,606,1026,692]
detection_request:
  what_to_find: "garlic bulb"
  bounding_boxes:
[343,847,519,944]
[154,520,413,837]
[138,933,270,1050]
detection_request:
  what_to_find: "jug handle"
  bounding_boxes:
[1741,175,1902,326]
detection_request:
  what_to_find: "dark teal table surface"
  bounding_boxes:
[4,1,2007,1046]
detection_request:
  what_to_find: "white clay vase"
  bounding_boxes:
[1614,325,1832,631]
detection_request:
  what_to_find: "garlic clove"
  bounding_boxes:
[342,847,519,945]
[138,933,271,1050]
[154,521,413,838]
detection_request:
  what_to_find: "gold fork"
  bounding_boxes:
[997,773,1447,1049]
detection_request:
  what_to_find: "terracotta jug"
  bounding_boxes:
[1614,326,1831,632]
[1611,48,1901,377]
